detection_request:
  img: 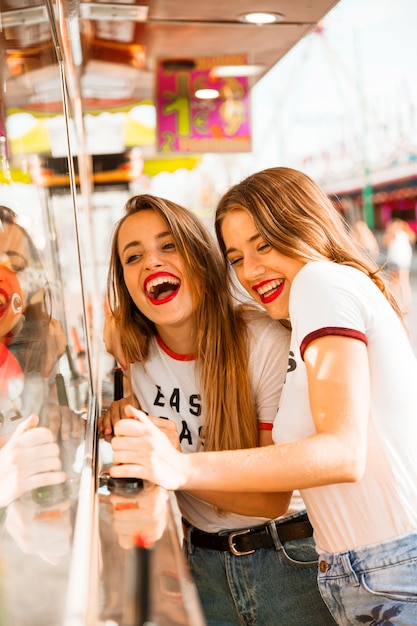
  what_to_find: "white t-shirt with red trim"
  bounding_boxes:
[273,261,417,554]
[130,311,302,532]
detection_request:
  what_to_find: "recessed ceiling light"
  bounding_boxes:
[194,88,220,100]
[210,64,264,78]
[238,12,285,25]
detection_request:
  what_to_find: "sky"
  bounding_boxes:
[151,0,417,205]
[251,0,417,178]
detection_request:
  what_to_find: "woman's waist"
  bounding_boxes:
[302,485,417,554]
[177,491,305,534]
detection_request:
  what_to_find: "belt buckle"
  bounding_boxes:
[228,529,255,556]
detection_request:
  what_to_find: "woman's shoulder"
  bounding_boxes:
[291,262,374,315]
[297,260,365,284]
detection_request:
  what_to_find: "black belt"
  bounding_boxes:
[182,513,313,557]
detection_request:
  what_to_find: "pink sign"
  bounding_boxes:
[156,55,251,153]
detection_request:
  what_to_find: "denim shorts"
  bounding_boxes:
[184,510,336,626]
[317,532,417,625]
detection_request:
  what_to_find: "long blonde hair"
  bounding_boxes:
[215,167,402,320]
[107,194,259,451]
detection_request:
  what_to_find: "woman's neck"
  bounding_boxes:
[156,323,196,356]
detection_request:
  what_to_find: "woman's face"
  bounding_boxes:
[220,209,305,320]
[0,223,30,338]
[118,210,196,335]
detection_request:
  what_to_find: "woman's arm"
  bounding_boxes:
[110,335,370,493]
[151,418,291,517]
[187,431,291,518]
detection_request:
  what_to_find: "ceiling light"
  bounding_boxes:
[210,64,264,78]
[194,88,220,100]
[238,12,285,25]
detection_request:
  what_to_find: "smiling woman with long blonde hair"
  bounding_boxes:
[109,171,417,625]
[101,193,335,626]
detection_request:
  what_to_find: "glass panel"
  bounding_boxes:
[0,3,93,624]
[97,484,206,626]
[0,3,206,625]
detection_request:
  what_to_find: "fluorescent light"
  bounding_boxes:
[210,64,264,78]
[1,6,48,26]
[80,3,149,22]
[194,88,220,100]
[238,12,285,25]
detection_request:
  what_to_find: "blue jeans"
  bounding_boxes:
[317,532,417,625]
[184,511,336,626]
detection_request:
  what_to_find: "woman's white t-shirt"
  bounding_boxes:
[130,311,303,533]
[273,261,417,554]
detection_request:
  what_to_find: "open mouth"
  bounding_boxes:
[144,273,181,305]
[253,278,285,303]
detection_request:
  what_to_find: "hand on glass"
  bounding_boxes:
[0,414,67,508]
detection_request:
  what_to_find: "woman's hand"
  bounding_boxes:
[0,415,67,508]
[109,406,187,490]
[149,416,181,451]
[98,397,139,441]
[99,401,181,452]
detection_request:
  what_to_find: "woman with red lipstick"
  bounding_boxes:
[101,194,335,625]
[0,206,67,419]
[0,205,67,508]
[109,170,417,625]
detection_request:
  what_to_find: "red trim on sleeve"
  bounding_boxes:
[258,422,273,431]
[300,327,368,360]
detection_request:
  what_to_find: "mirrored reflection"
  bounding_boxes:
[0,204,88,625]
[0,206,63,428]
[99,482,169,550]
[0,487,76,625]
[5,493,72,563]
[0,203,87,495]
[98,482,205,626]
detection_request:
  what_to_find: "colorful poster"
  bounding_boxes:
[156,55,251,153]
